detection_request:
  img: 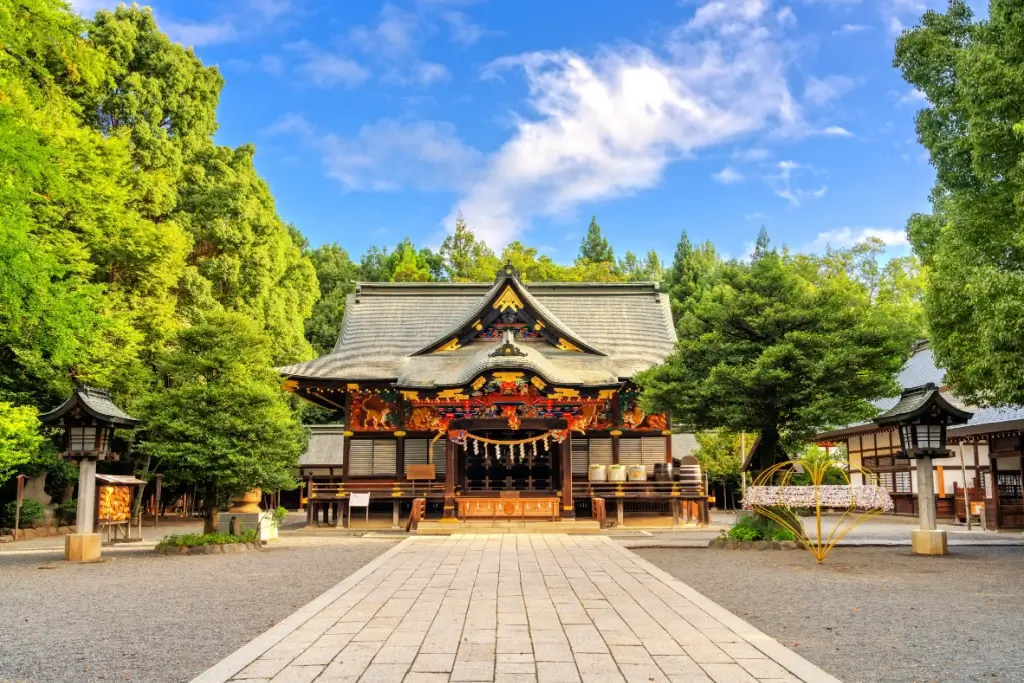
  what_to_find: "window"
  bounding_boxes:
[404,439,445,476]
[619,437,667,475]
[571,438,615,475]
[348,439,397,476]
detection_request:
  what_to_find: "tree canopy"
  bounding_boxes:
[894,0,1024,406]
[639,233,913,471]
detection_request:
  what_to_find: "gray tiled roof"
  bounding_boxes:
[281,280,677,385]
[299,426,345,466]
[817,342,1024,439]
[39,385,139,427]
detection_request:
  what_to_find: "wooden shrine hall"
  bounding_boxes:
[280,263,707,530]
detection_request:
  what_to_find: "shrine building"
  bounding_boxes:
[281,263,705,530]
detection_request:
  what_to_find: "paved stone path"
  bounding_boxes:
[192,535,839,683]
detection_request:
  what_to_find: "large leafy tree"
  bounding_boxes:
[305,244,360,355]
[0,403,45,487]
[894,0,1024,405]
[138,312,307,531]
[639,235,911,471]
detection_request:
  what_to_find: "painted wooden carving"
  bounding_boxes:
[350,390,399,432]
[618,388,667,431]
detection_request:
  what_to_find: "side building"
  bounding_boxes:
[816,341,1024,530]
[282,264,704,526]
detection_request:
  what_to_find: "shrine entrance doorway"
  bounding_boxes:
[461,429,558,494]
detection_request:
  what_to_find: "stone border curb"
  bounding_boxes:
[708,539,801,550]
[154,541,264,556]
[598,535,843,683]
[188,537,410,683]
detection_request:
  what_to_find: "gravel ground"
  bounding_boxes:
[0,539,395,683]
[637,546,1024,683]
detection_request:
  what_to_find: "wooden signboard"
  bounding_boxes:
[406,464,435,480]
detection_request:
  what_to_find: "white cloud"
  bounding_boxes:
[383,61,452,86]
[822,125,853,137]
[443,11,495,46]
[776,7,798,27]
[833,23,869,35]
[804,75,856,105]
[713,166,745,183]
[734,147,770,162]
[260,55,285,76]
[450,2,801,245]
[268,115,482,192]
[351,3,421,57]
[767,160,827,205]
[285,42,370,88]
[898,87,928,105]
[811,227,909,249]
[157,0,291,47]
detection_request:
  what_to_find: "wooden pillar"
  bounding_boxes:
[611,431,621,465]
[392,501,400,529]
[560,436,575,519]
[443,439,457,520]
[396,433,406,481]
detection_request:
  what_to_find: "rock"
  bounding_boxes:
[755,541,769,551]
[222,543,238,554]
[772,541,782,550]
[176,546,189,555]
[252,542,263,551]
[188,546,205,555]
[740,541,752,550]
[726,540,739,550]
[18,529,35,540]
[0,535,13,543]
[782,540,799,550]
[58,526,71,535]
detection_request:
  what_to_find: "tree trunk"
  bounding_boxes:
[132,453,151,519]
[754,425,786,474]
[204,506,219,534]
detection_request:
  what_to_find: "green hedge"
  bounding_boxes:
[725,515,798,542]
[155,529,258,550]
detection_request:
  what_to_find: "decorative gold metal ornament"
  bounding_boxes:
[493,286,524,312]
[556,338,582,352]
[436,338,461,352]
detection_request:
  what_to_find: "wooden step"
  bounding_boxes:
[416,520,602,535]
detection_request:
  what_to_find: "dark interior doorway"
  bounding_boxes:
[462,430,555,493]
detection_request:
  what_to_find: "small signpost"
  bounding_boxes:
[13,474,26,538]
[348,492,370,528]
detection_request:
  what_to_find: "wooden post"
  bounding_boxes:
[392,500,400,529]
[959,442,972,530]
[443,439,457,520]
[560,436,574,519]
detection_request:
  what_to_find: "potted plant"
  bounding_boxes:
[608,464,627,482]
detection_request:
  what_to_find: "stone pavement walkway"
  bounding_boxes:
[191,535,839,683]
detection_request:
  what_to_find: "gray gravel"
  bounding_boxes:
[637,546,1024,683]
[0,540,395,683]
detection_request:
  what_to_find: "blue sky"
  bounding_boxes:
[72,0,977,263]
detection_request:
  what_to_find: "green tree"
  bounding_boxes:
[894,0,1024,406]
[639,233,911,472]
[390,239,433,282]
[663,230,718,323]
[138,312,307,532]
[0,403,45,487]
[577,216,615,265]
[306,244,359,355]
[440,212,501,281]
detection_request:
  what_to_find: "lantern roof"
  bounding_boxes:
[872,383,973,426]
[39,385,139,428]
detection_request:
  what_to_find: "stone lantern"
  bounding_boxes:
[874,383,972,555]
[39,385,139,561]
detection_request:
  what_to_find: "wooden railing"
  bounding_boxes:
[310,481,446,500]
[572,481,705,499]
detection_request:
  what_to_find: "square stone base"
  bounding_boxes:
[911,529,948,555]
[65,533,102,562]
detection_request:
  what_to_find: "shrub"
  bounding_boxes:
[155,529,258,551]
[770,527,797,542]
[3,499,44,527]
[271,506,287,527]
[726,516,763,541]
[55,499,77,525]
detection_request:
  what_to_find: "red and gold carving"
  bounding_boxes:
[351,391,398,431]
[406,406,443,431]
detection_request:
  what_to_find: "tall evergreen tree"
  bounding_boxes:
[664,230,718,323]
[305,244,359,355]
[440,212,501,281]
[577,216,615,265]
